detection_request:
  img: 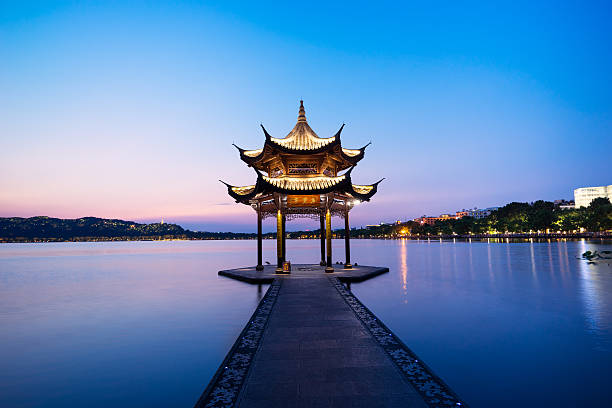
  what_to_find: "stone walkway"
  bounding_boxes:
[236,275,428,408]
[196,266,466,408]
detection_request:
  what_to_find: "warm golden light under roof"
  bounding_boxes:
[271,130,335,150]
[342,148,362,157]
[243,148,263,157]
[244,134,337,154]
[230,185,256,195]
[263,174,345,190]
[352,184,375,194]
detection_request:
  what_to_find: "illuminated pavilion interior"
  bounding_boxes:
[221,101,383,273]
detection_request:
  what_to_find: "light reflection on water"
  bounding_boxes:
[351,238,612,408]
[577,240,609,350]
[400,239,407,293]
[1,239,611,407]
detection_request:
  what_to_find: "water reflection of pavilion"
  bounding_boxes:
[222,101,383,273]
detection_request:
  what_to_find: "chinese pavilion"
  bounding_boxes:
[221,101,383,273]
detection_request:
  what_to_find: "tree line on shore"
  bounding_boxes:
[394,198,612,237]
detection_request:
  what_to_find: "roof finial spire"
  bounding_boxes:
[298,100,307,123]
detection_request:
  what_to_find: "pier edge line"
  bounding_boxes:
[193,279,282,408]
[330,277,468,408]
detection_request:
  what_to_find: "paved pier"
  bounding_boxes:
[196,265,466,408]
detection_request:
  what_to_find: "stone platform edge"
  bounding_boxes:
[193,280,283,408]
[217,270,275,284]
[336,266,389,283]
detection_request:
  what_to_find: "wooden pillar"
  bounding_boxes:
[256,204,263,271]
[319,211,326,266]
[344,208,352,269]
[325,208,334,273]
[275,209,284,273]
[282,212,286,262]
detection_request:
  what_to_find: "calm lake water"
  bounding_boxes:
[1,239,611,407]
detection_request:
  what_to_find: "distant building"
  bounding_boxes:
[414,206,499,225]
[414,214,457,225]
[554,199,575,210]
[574,185,612,208]
[413,217,436,225]
[458,207,498,219]
[366,223,388,230]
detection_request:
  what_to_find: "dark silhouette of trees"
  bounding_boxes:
[393,198,612,236]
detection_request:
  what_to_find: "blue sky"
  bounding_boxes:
[1,1,611,232]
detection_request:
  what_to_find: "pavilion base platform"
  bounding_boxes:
[218,263,389,284]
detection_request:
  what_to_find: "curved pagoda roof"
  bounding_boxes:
[234,101,369,171]
[221,167,384,204]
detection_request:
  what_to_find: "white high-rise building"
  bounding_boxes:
[574,185,612,208]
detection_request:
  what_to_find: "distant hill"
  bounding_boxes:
[0,216,255,242]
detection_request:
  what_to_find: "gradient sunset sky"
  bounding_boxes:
[1,1,611,232]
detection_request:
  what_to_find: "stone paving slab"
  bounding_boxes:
[234,276,434,408]
[218,264,389,284]
[234,276,428,408]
